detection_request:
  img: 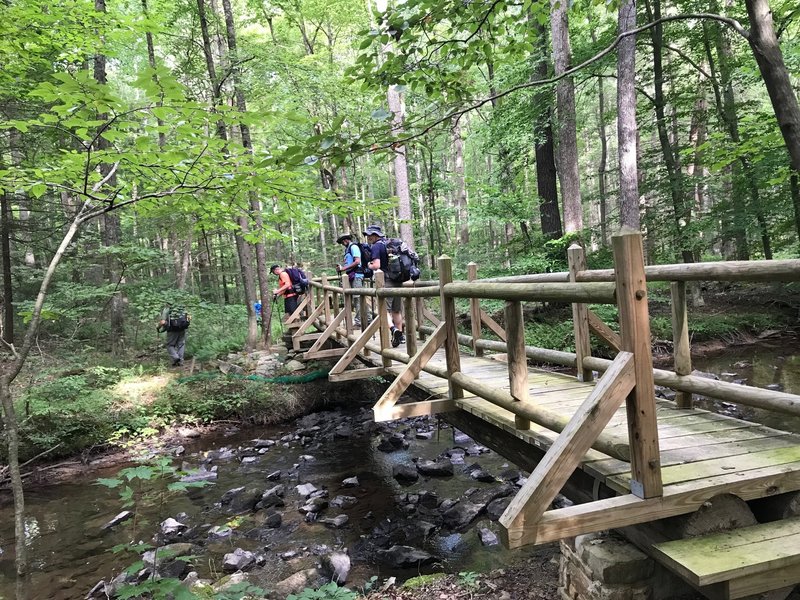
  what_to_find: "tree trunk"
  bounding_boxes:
[617,0,641,229]
[593,32,609,247]
[1,193,13,344]
[534,23,563,241]
[452,117,469,245]
[550,0,583,234]
[387,85,415,248]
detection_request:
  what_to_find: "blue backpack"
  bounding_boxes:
[285,267,309,293]
[348,243,373,279]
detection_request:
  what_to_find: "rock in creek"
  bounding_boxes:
[160,517,187,536]
[321,551,351,584]
[181,466,218,483]
[274,568,321,598]
[478,528,499,546]
[266,470,282,481]
[101,511,133,530]
[257,484,285,510]
[222,548,256,572]
[330,495,358,509]
[392,464,419,483]
[442,501,484,529]
[263,510,282,528]
[377,545,435,569]
[319,514,349,528]
[341,476,359,488]
[142,543,197,579]
[296,482,317,497]
[221,486,262,513]
[416,459,454,477]
[299,497,329,514]
[486,497,512,521]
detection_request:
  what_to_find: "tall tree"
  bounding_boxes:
[617,0,640,229]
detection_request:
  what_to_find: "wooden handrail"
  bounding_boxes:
[442,281,617,303]
[577,258,800,283]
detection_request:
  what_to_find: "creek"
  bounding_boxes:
[1,340,798,599]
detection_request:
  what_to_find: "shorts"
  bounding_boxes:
[384,278,403,313]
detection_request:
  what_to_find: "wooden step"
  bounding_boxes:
[652,517,800,599]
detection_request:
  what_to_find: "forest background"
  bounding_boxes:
[1,0,800,584]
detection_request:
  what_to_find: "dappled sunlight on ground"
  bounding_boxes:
[111,374,175,410]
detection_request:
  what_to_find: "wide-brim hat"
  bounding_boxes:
[336,233,353,244]
[363,225,384,237]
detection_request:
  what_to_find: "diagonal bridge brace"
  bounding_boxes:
[499,351,636,548]
[328,317,385,382]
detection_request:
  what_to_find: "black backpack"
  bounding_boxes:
[385,238,421,283]
[167,308,190,332]
[348,242,373,279]
[285,267,309,293]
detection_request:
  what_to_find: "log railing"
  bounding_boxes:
[288,231,800,548]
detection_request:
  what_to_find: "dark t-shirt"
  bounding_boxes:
[370,239,388,271]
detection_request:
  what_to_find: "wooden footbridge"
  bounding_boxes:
[285,231,800,599]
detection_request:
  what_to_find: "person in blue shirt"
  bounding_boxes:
[336,233,369,328]
[364,224,404,347]
[254,300,262,326]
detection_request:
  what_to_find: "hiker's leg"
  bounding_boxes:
[175,330,186,361]
[285,295,299,317]
[166,331,180,362]
[352,276,363,325]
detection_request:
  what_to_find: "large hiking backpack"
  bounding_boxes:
[285,267,309,294]
[348,242,373,279]
[166,307,191,332]
[385,238,421,283]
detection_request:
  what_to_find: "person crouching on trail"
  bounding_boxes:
[364,224,404,347]
[336,233,369,328]
[271,264,299,317]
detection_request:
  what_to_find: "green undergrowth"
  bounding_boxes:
[5,364,319,464]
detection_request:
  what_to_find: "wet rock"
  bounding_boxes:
[240,456,259,465]
[453,431,472,444]
[377,545,435,569]
[207,447,236,461]
[319,514,349,528]
[478,528,499,546]
[469,468,496,483]
[334,426,353,439]
[102,511,133,530]
[417,459,454,477]
[257,485,286,509]
[498,469,524,484]
[416,430,433,440]
[691,370,720,380]
[160,517,188,537]
[181,466,218,483]
[439,498,459,512]
[767,383,784,391]
[442,501,483,529]
[392,464,419,483]
[142,543,197,579]
[222,548,256,572]
[331,495,357,509]
[486,497,512,521]
[178,427,201,439]
[266,470,282,481]
[418,490,439,509]
[253,438,276,449]
[208,525,233,540]
[298,454,316,462]
[733,361,752,369]
[274,568,321,597]
[296,483,317,497]
[321,551,351,584]
[553,494,574,509]
[263,511,282,528]
[221,486,262,513]
[213,571,250,593]
[299,497,328,514]
[169,445,186,457]
[342,476,359,488]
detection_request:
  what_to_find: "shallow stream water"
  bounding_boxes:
[1,340,798,599]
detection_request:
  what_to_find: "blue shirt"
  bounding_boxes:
[344,242,363,279]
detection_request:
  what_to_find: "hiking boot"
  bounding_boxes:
[392,328,405,348]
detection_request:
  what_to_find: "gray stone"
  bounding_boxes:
[296,483,317,497]
[300,497,328,514]
[285,359,305,372]
[252,438,276,448]
[266,470,282,481]
[469,468,496,483]
[177,427,201,439]
[321,552,351,584]
[222,548,256,573]
[206,447,235,461]
[418,490,439,509]
[417,459,454,477]
[221,486,262,513]
[274,568,321,597]
[319,514,349,528]
[486,497,512,521]
[330,495,357,509]
[442,501,483,529]
[578,535,653,584]
[181,467,218,483]
[142,543,197,579]
[299,454,316,462]
[160,517,187,536]
[334,426,353,439]
[263,511,282,528]
[416,430,433,440]
[342,476,359,488]
[213,571,250,593]
[102,511,133,530]
[392,464,419,483]
[478,528,499,546]
[377,545,435,568]
[240,456,259,464]
[208,525,233,539]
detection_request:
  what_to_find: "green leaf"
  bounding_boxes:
[371,108,391,121]
[95,477,123,488]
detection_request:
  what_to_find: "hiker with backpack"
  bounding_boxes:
[271,264,306,317]
[364,224,420,348]
[336,233,372,328]
[157,302,190,366]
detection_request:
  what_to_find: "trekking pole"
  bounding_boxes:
[272,295,283,336]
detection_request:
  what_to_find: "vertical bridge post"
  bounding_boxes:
[438,256,463,401]
[321,274,331,326]
[468,262,483,357]
[404,294,418,358]
[568,243,593,382]
[505,299,530,430]
[613,229,663,499]
[671,281,693,408]
[375,270,392,369]
[342,274,353,336]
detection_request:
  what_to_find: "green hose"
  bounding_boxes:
[176,369,329,385]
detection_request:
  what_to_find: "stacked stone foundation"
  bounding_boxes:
[559,533,699,600]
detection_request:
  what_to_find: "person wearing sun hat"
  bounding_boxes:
[336,232,368,328]
[363,224,404,347]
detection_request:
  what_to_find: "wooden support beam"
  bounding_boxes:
[613,229,663,499]
[587,310,622,352]
[374,398,458,421]
[321,274,331,325]
[439,256,463,401]
[342,275,353,336]
[480,309,507,342]
[422,305,441,327]
[302,306,347,359]
[499,351,636,548]
[292,301,327,350]
[442,281,617,304]
[375,270,392,369]
[328,316,383,377]
[505,300,530,430]
[415,297,427,341]
[373,323,447,414]
[286,293,311,325]
[569,243,593,382]
[671,281,693,409]
[468,263,483,357]
[303,347,346,360]
[329,366,386,383]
